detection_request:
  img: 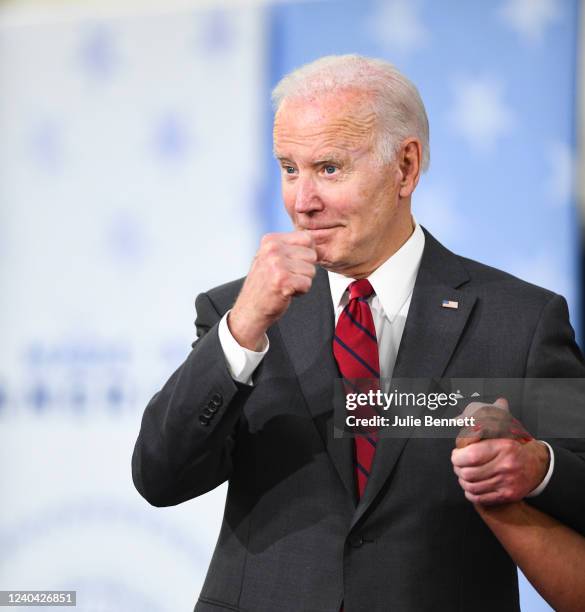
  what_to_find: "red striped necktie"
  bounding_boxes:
[333,279,380,499]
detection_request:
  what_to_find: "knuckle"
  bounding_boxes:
[460,467,472,480]
[272,269,287,288]
[299,275,312,292]
[260,235,281,255]
[264,242,279,257]
[268,255,284,272]
[466,447,479,464]
[280,285,294,298]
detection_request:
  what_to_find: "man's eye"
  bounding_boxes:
[284,166,296,174]
[323,165,337,175]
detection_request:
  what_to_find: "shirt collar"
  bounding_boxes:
[327,221,425,323]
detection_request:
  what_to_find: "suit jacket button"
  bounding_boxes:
[349,535,364,548]
[211,393,223,407]
[199,415,210,426]
[203,407,215,417]
[207,402,219,413]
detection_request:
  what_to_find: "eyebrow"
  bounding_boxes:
[314,155,344,165]
[274,154,345,166]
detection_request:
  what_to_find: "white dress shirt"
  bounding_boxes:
[216,221,552,495]
[327,222,424,382]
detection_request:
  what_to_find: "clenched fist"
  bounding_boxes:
[228,231,317,350]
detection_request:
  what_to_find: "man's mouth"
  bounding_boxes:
[302,225,340,231]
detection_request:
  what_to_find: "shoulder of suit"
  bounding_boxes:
[197,276,246,313]
[455,254,559,305]
[421,227,561,307]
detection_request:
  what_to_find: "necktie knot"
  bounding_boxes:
[348,279,374,301]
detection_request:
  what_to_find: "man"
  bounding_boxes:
[132,55,585,611]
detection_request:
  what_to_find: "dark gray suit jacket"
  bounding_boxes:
[132,230,585,612]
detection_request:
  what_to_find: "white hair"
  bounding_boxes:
[271,54,430,172]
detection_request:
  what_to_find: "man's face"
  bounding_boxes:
[273,90,412,277]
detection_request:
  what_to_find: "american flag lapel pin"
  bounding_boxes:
[442,299,459,310]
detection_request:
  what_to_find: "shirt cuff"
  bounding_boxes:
[525,440,554,498]
[218,310,269,385]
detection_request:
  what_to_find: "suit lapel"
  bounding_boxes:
[278,267,357,502]
[351,229,477,529]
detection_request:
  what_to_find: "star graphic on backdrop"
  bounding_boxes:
[447,75,515,153]
[498,0,562,44]
[364,0,429,55]
[30,119,63,171]
[545,141,575,207]
[104,210,148,265]
[153,113,190,161]
[79,24,117,79]
[199,8,233,54]
[106,385,124,411]
[28,383,50,412]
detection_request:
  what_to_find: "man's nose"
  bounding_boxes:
[294,175,324,214]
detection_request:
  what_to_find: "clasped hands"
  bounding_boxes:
[451,398,551,505]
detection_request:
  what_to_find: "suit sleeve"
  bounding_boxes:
[131,292,251,507]
[524,294,585,534]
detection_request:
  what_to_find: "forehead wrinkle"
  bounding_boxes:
[274,111,377,155]
[327,113,377,140]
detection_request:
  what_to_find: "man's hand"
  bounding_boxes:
[228,231,317,350]
[451,398,550,505]
[455,398,533,449]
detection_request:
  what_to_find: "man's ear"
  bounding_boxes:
[398,139,422,198]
